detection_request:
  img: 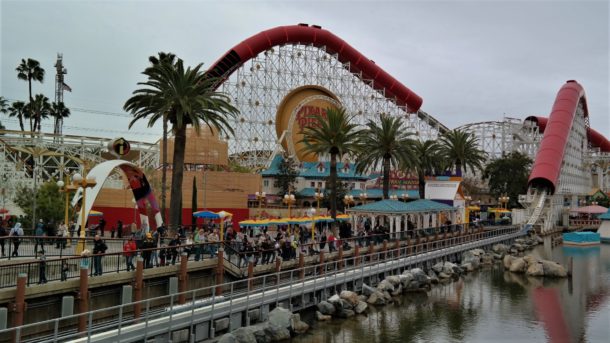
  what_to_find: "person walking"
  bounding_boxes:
[37,251,48,284]
[92,235,108,276]
[123,237,137,271]
[116,220,123,239]
[194,229,206,261]
[34,219,45,253]
[168,234,180,265]
[141,232,155,268]
[9,222,23,256]
[0,222,7,257]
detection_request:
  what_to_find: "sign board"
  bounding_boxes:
[275,85,340,162]
[108,137,131,157]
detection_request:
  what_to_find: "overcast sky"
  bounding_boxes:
[1,0,608,143]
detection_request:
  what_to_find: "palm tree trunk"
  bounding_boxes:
[456,160,462,177]
[169,125,186,230]
[383,155,390,199]
[329,152,337,220]
[418,171,425,200]
[18,114,24,132]
[161,117,168,225]
[192,176,197,229]
[28,79,33,133]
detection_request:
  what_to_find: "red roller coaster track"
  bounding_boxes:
[206,23,423,113]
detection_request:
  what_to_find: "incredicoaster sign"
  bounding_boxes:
[110,137,131,156]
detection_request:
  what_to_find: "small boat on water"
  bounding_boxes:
[563,232,600,246]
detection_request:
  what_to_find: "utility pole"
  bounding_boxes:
[54,54,69,136]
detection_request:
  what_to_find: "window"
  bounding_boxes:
[263,180,269,187]
[318,182,323,188]
[310,181,315,187]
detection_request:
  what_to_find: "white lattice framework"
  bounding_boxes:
[219,44,446,168]
[0,130,159,208]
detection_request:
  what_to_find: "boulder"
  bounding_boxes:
[427,271,439,284]
[377,280,395,293]
[336,309,355,318]
[385,275,401,287]
[442,261,457,275]
[340,290,360,306]
[406,280,421,290]
[316,301,335,315]
[218,333,238,343]
[471,248,486,256]
[503,255,516,270]
[327,294,341,305]
[535,235,544,244]
[362,284,376,296]
[264,325,291,342]
[400,273,414,288]
[290,314,309,334]
[339,299,353,310]
[526,262,544,276]
[316,311,331,321]
[493,253,504,260]
[438,272,452,279]
[432,262,445,274]
[250,324,271,343]
[231,327,257,343]
[411,268,429,284]
[513,243,525,252]
[515,238,525,244]
[366,292,386,305]
[268,307,291,330]
[462,251,481,269]
[523,255,538,266]
[410,268,426,278]
[383,291,393,301]
[509,257,527,273]
[540,260,567,278]
[391,284,403,296]
[354,301,368,314]
[492,244,509,254]
[461,262,474,272]
[481,254,494,265]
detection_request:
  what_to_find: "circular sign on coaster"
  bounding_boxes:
[108,137,131,157]
[275,85,341,162]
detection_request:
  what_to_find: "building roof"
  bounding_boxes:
[347,199,455,214]
[599,209,610,221]
[261,155,369,180]
[297,188,419,199]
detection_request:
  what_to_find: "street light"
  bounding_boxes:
[498,194,510,209]
[389,194,398,201]
[314,189,324,213]
[283,192,296,218]
[72,172,97,254]
[57,176,78,247]
[343,194,355,211]
[401,193,410,202]
[255,191,266,209]
[359,191,368,204]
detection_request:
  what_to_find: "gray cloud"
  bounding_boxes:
[1,0,608,142]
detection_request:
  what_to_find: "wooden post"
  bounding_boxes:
[298,254,305,279]
[382,240,388,259]
[368,242,375,261]
[247,261,254,290]
[11,273,27,343]
[216,248,224,296]
[178,253,188,304]
[395,239,400,257]
[77,267,89,333]
[337,245,344,270]
[354,245,360,266]
[133,257,144,320]
[319,251,325,275]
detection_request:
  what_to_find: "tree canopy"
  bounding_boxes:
[14,181,64,229]
[482,151,532,208]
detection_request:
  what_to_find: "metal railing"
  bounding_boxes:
[0,226,522,342]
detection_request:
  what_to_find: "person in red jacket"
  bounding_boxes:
[123,237,137,271]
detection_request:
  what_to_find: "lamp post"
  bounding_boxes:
[283,191,296,234]
[255,191,266,209]
[359,191,368,205]
[313,189,324,241]
[343,194,355,211]
[57,176,78,247]
[389,194,398,201]
[72,172,97,254]
[498,194,510,209]
[401,193,410,202]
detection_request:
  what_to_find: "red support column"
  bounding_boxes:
[11,273,27,343]
[368,242,375,261]
[77,267,89,333]
[133,257,143,320]
[319,251,325,275]
[247,261,254,290]
[395,239,401,257]
[178,253,188,304]
[382,240,388,259]
[216,248,224,296]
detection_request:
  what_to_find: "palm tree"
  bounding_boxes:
[124,57,239,230]
[50,101,70,135]
[8,101,27,132]
[355,114,417,199]
[300,107,363,219]
[145,52,176,224]
[16,58,45,131]
[439,129,487,176]
[0,96,7,114]
[413,140,443,199]
[29,94,51,132]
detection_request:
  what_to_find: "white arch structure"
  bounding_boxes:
[72,160,163,231]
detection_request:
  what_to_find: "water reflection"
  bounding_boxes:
[293,240,610,342]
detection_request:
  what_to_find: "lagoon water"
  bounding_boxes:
[293,239,610,343]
